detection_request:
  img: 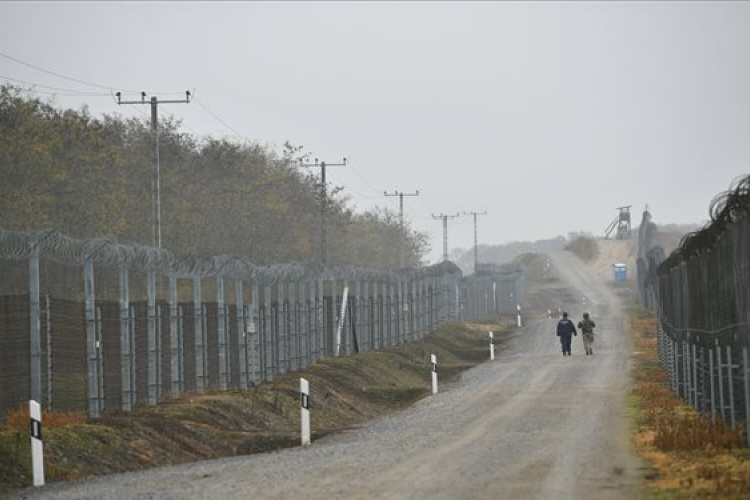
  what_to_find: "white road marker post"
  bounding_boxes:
[548,309,552,319]
[431,354,438,395]
[489,332,495,360]
[29,400,45,487]
[516,304,522,328]
[335,286,349,357]
[300,378,311,446]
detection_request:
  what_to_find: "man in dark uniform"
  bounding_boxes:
[556,311,577,356]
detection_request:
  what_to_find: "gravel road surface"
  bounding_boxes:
[7,251,643,500]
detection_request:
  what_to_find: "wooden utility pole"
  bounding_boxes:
[384,190,419,268]
[464,211,487,273]
[116,90,191,248]
[432,213,460,262]
[300,157,347,265]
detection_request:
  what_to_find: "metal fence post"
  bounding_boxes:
[216,276,228,390]
[95,307,104,411]
[169,276,181,394]
[709,346,716,421]
[250,279,260,383]
[45,295,52,411]
[147,269,159,404]
[684,339,691,401]
[691,343,700,409]
[717,342,726,422]
[120,264,133,411]
[315,278,323,362]
[29,241,41,406]
[300,280,308,367]
[264,282,274,379]
[726,345,736,428]
[278,280,287,372]
[743,346,750,446]
[84,258,101,418]
[355,280,363,351]
[235,278,247,390]
[193,277,205,391]
[330,278,338,358]
[290,280,298,369]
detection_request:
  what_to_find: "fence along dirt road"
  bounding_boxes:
[9,250,643,500]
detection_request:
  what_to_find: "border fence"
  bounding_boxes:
[638,175,750,444]
[0,228,524,421]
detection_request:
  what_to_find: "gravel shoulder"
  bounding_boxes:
[6,250,644,500]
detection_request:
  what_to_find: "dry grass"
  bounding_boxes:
[629,309,750,499]
[4,407,86,432]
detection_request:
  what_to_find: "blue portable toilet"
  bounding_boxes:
[613,263,627,283]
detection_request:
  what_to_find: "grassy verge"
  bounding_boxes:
[0,317,513,495]
[628,308,750,499]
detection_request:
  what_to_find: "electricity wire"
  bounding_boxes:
[0,74,111,96]
[193,96,246,141]
[0,49,129,92]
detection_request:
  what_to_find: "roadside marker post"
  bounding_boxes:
[517,304,522,328]
[300,378,311,446]
[335,286,349,357]
[431,354,438,395]
[29,400,44,487]
[489,332,495,360]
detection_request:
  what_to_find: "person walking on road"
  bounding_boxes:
[578,312,596,355]
[556,311,577,356]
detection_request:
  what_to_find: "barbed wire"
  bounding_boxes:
[0,227,505,286]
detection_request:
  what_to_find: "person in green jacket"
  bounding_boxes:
[578,312,596,355]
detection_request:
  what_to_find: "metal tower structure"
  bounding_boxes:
[605,205,632,240]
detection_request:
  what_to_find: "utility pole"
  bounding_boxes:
[116,90,191,249]
[464,211,487,274]
[384,190,419,268]
[300,157,347,266]
[432,213,460,262]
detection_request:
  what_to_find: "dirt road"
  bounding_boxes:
[8,250,643,500]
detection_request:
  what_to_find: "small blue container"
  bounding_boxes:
[613,263,627,283]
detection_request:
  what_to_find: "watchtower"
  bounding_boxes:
[605,206,632,240]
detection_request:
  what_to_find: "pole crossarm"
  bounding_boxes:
[299,157,347,266]
[115,90,191,105]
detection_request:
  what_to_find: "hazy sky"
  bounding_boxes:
[2,1,749,263]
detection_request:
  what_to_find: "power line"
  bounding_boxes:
[193,96,246,141]
[0,49,127,91]
[0,74,111,96]
[322,174,382,200]
[346,161,383,195]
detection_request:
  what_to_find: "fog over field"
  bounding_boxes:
[1,2,749,262]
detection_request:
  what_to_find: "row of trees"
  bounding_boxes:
[0,86,427,267]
